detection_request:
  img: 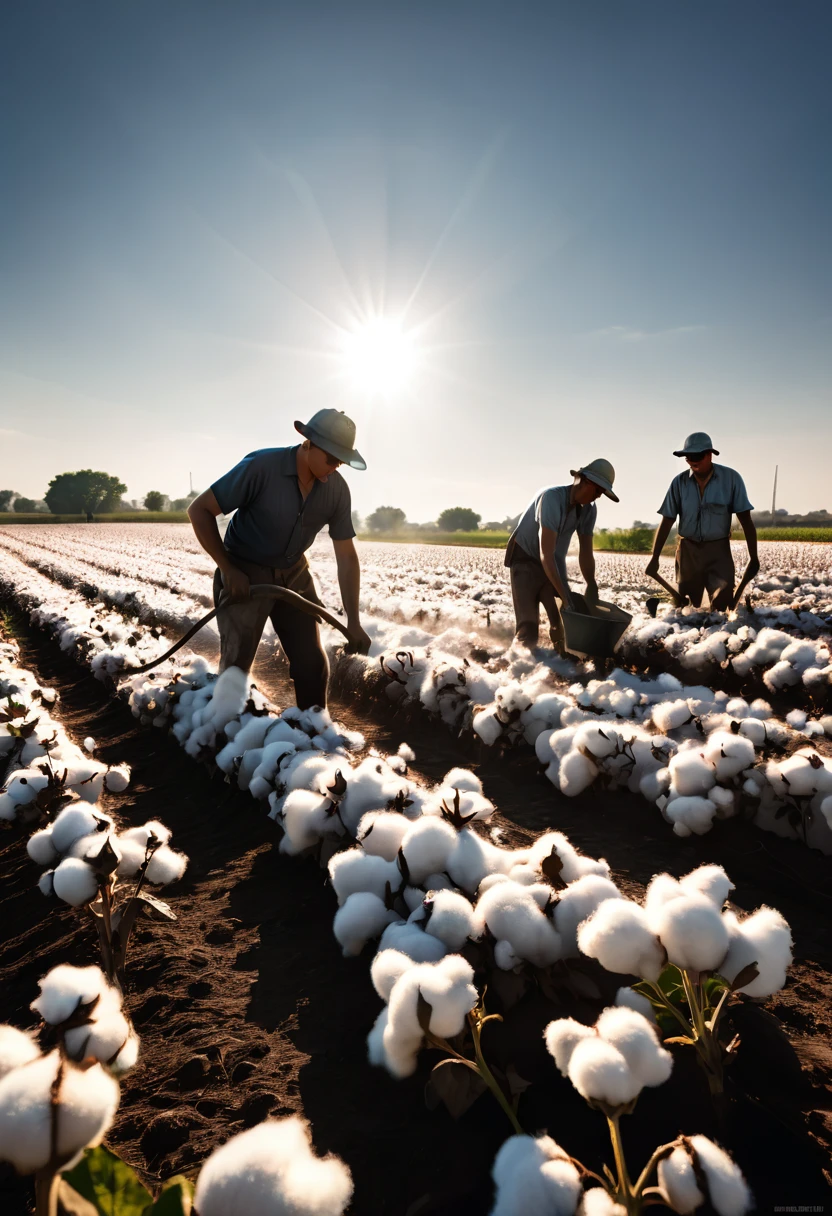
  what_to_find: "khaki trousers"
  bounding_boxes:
[212,554,329,709]
[676,537,735,610]
[507,545,564,649]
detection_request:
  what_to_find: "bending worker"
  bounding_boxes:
[505,459,619,650]
[646,431,759,610]
[188,409,371,709]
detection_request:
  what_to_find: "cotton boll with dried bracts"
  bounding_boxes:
[614,986,656,1023]
[545,1005,671,1107]
[577,899,665,982]
[553,876,622,956]
[649,895,729,973]
[338,756,409,832]
[378,920,448,963]
[719,907,793,997]
[702,732,756,781]
[489,1133,582,1216]
[333,892,398,957]
[640,767,671,803]
[476,881,563,968]
[0,1050,120,1174]
[51,857,98,906]
[30,964,109,1026]
[193,1117,353,1216]
[667,749,715,798]
[558,749,599,797]
[526,832,610,883]
[679,864,734,908]
[200,667,249,730]
[594,1006,672,1090]
[328,849,401,907]
[103,764,131,793]
[578,1190,626,1216]
[376,955,478,1077]
[26,827,59,867]
[446,829,518,894]
[357,811,411,860]
[418,890,480,951]
[50,806,112,855]
[519,694,571,746]
[62,986,135,1072]
[249,741,297,800]
[120,820,173,849]
[657,1135,752,1215]
[399,818,459,885]
[766,750,832,799]
[651,699,693,734]
[473,706,504,746]
[280,789,345,856]
[144,844,188,886]
[663,795,719,838]
[0,1028,41,1080]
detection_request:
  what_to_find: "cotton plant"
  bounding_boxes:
[577,864,793,1096]
[34,809,188,985]
[30,964,140,1074]
[492,1001,752,1216]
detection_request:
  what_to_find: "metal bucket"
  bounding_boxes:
[561,597,633,660]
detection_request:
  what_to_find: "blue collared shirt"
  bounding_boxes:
[658,464,753,542]
[211,445,355,568]
[510,485,596,581]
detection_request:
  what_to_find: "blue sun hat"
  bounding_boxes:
[673,432,719,457]
[294,409,366,470]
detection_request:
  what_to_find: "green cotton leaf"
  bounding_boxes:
[700,973,730,1011]
[143,1176,194,1216]
[63,1145,152,1216]
[655,963,685,1002]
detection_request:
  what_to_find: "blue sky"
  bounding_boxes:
[1,1,829,526]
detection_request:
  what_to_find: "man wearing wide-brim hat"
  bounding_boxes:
[188,409,371,708]
[505,459,619,651]
[646,432,759,611]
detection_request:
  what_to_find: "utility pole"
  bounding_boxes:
[770,465,778,522]
[189,471,194,496]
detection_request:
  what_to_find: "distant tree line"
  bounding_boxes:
[356,506,522,534]
[0,474,199,517]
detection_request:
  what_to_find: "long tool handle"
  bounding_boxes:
[729,560,758,610]
[117,584,359,679]
[647,569,688,608]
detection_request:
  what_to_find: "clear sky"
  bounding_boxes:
[1,1,830,527]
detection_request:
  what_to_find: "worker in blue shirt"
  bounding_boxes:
[646,432,759,610]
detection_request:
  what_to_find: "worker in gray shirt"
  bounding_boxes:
[646,431,759,610]
[188,409,371,709]
[505,459,619,651]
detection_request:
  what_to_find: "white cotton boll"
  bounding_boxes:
[378,921,447,962]
[710,786,736,814]
[640,767,671,803]
[703,732,757,781]
[446,830,515,894]
[103,764,131,793]
[680,864,734,908]
[145,845,188,886]
[31,964,109,1025]
[6,770,46,806]
[559,749,599,797]
[333,892,397,957]
[594,1006,672,1090]
[786,709,808,730]
[52,857,98,906]
[0,1050,119,1174]
[280,789,340,855]
[544,1018,595,1074]
[397,742,416,763]
[578,1189,626,1216]
[719,907,792,997]
[328,850,400,907]
[193,1116,353,1216]
[202,667,249,729]
[534,729,557,767]
[370,950,415,1003]
[526,832,609,884]
[490,1133,582,1216]
[68,831,121,867]
[421,890,479,950]
[51,806,111,855]
[473,706,504,746]
[367,1007,389,1066]
[668,749,715,797]
[763,660,801,693]
[664,796,719,838]
[644,872,684,916]
[768,751,832,797]
[416,954,479,1039]
[737,717,766,745]
[476,882,563,968]
[554,876,622,956]
[573,722,620,760]
[27,828,58,867]
[441,767,482,794]
[63,988,131,1068]
[652,895,729,972]
[83,737,96,754]
[357,811,410,860]
[38,871,55,897]
[577,900,665,981]
[400,818,459,885]
[652,700,693,733]
[615,987,656,1023]
[0,1027,41,1080]
[567,1036,641,1106]
[821,796,832,830]
[402,886,426,914]
[657,1135,752,1216]
[0,792,18,821]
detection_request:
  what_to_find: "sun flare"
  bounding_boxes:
[340,317,418,395]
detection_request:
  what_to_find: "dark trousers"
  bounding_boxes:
[505,540,564,648]
[212,554,329,710]
[676,537,735,610]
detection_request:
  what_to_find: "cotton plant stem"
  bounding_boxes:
[606,1114,637,1213]
[646,982,695,1038]
[469,1014,525,1136]
[632,1140,681,1197]
[34,1169,59,1216]
[681,970,724,1095]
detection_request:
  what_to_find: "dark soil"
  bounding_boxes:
[1,610,830,1215]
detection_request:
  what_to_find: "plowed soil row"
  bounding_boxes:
[1,606,830,1215]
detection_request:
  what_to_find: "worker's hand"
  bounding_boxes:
[645,555,661,578]
[220,565,251,603]
[585,580,599,607]
[346,622,372,656]
[745,556,761,579]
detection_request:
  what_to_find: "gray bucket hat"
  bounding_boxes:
[673,431,719,457]
[569,458,619,502]
[294,409,366,470]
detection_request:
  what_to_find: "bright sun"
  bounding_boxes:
[340,318,418,395]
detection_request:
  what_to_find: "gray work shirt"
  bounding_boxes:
[211,445,355,568]
[509,485,596,584]
[658,464,753,542]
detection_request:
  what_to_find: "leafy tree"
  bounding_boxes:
[12,496,37,513]
[143,491,169,512]
[366,505,406,532]
[0,490,17,512]
[437,506,481,532]
[351,508,364,533]
[45,470,127,515]
[170,491,199,511]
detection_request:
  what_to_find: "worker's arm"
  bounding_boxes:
[645,516,675,577]
[539,526,575,609]
[735,510,760,575]
[188,490,250,601]
[332,538,372,652]
[578,532,598,605]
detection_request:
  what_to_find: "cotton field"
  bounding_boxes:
[0,524,830,1212]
